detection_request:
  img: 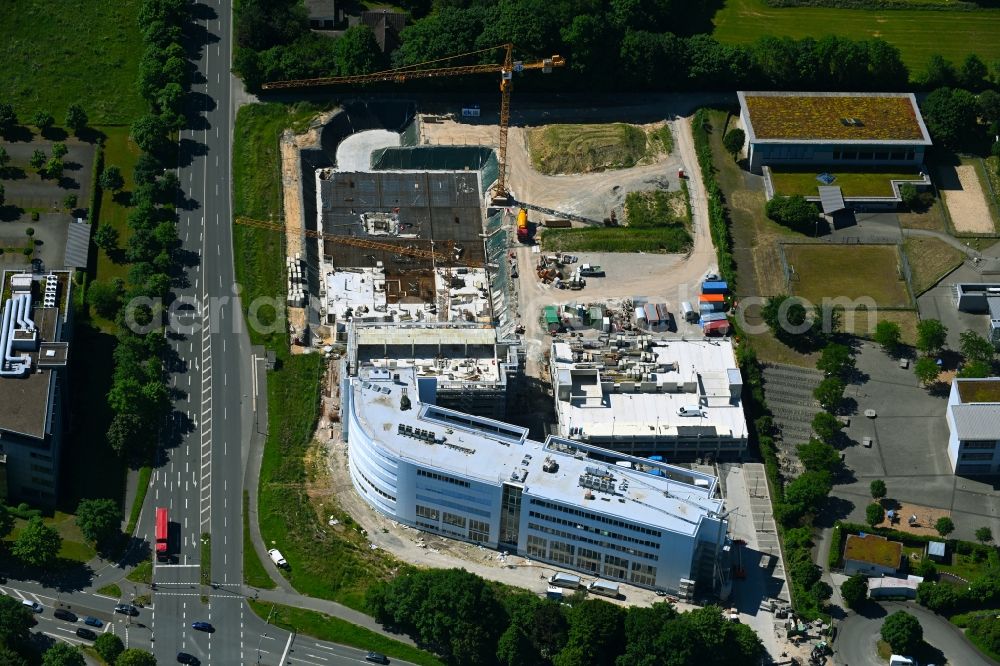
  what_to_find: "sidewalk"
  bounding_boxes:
[244,586,416,646]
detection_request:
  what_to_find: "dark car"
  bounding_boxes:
[191,621,214,632]
[84,616,103,627]
[177,652,200,665]
[114,604,138,616]
[365,652,390,664]
[54,609,77,622]
[75,628,97,640]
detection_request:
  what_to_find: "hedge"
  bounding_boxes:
[88,140,105,225]
[829,525,845,570]
[692,109,735,286]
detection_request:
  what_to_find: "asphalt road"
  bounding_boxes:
[147,0,253,663]
[837,601,999,666]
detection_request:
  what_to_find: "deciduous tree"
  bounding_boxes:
[960,330,994,365]
[723,128,745,161]
[812,411,842,443]
[916,318,948,354]
[12,516,62,566]
[65,104,88,134]
[874,320,902,351]
[866,502,885,527]
[113,649,157,666]
[51,142,68,159]
[31,110,54,131]
[881,610,922,655]
[935,516,955,537]
[797,438,840,473]
[841,574,868,610]
[75,498,121,545]
[0,103,17,133]
[765,195,820,234]
[42,643,85,666]
[914,356,940,386]
[29,149,46,170]
[813,377,845,412]
[93,225,120,252]
[100,165,125,192]
[817,343,854,379]
[870,479,887,501]
[976,526,993,544]
[93,633,124,664]
[921,87,981,150]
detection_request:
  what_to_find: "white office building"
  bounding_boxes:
[946,378,1000,475]
[342,363,732,595]
[550,336,748,459]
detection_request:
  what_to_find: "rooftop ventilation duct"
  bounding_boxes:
[1,294,35,377]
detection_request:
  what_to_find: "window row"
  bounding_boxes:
[529,499,661,538]
[528,510,660,550]
[358,470,396,503]
[417,468,470,488]
[528,521,658,561]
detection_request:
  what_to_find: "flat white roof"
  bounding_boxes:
[350,368,723,536]
[552,338,747,440]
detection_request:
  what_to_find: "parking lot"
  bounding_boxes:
[831,341,1000,542]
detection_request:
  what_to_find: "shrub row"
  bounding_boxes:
[88,141,104,225]
[691,109,735,285]
[766,0,979,9]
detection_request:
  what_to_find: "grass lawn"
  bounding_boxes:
[712,0,1000,74]
[903,237,965,295]
[244,491,276,589]
[127,560,153,584]
[0,0,145,125]
[248,600,444,666]
[898,197,949,232]
[233,103,327,350]
[527,123,664,174]
[540,226,692,253]
[783,244,911,307]
[937,552,995,581]
[986,157,1000,215]
[235,103,399,610]
[768,166,922,198]
[6,512,96,564]
[96,583,122,598]
[90,127,141,331]
[846,308,919,346]
[125,467,152,534]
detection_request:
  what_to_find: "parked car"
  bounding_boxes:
[84,616,103,627]
[365,652,390,665]
[75,628,97,640]
[21,600,42,613]
[114,604,138,616]
[267,549,288,568]
[191,621,214,632]
[177,652,200,664]
[54,609,77,622]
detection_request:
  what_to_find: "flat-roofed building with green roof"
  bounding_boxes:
[844,533,902,577]
[738,91,932,175]
[947,377,1000,475]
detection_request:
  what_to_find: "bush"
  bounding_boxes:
[866,503,885,527]
[828,525,845,569]
[935,516,955,537]
[765,195,821,233]
[914,557,938,580]
[31,211,39,221]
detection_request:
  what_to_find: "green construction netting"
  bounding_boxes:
[370,146,499,190]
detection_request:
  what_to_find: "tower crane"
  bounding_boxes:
[260,44,565,200]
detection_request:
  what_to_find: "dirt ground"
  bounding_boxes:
[873,501,953,538]
[939,164,994,233]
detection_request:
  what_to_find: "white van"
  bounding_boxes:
[268,548,288,568]
[677,405,705,417]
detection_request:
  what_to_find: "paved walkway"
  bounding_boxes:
[902,227,981,257]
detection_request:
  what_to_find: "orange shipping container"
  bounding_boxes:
[699,293,725,303]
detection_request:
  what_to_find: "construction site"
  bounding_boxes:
[251,44,833,664]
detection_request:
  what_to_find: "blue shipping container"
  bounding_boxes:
[702,280,729,295]
[701,312,728,323]
[700,302,725,313]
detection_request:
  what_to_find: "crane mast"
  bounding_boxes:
[260,44,564,200]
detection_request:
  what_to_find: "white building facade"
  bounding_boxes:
[946,378,1000,475]
[342,366,730,595]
